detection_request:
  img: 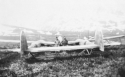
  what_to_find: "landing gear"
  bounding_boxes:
[79,49,93,55]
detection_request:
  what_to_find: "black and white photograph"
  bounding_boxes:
[0,0,125,77]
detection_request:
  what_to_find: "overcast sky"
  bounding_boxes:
[0,0,125,31]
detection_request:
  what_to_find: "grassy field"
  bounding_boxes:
[0,42,125,77]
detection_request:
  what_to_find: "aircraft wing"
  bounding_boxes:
[0,39,35,43]
[28,44,99,52]
[103,35,125,40]
[0,39,55,45]
[89,35,125,41]
[2,42,121,53]
[28,41,121,52]
[0,44,99,52]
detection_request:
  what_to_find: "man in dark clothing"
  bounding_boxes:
[55,36,68,46]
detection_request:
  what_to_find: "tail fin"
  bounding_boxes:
[95,29,104,51]
[20,31,28,55]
